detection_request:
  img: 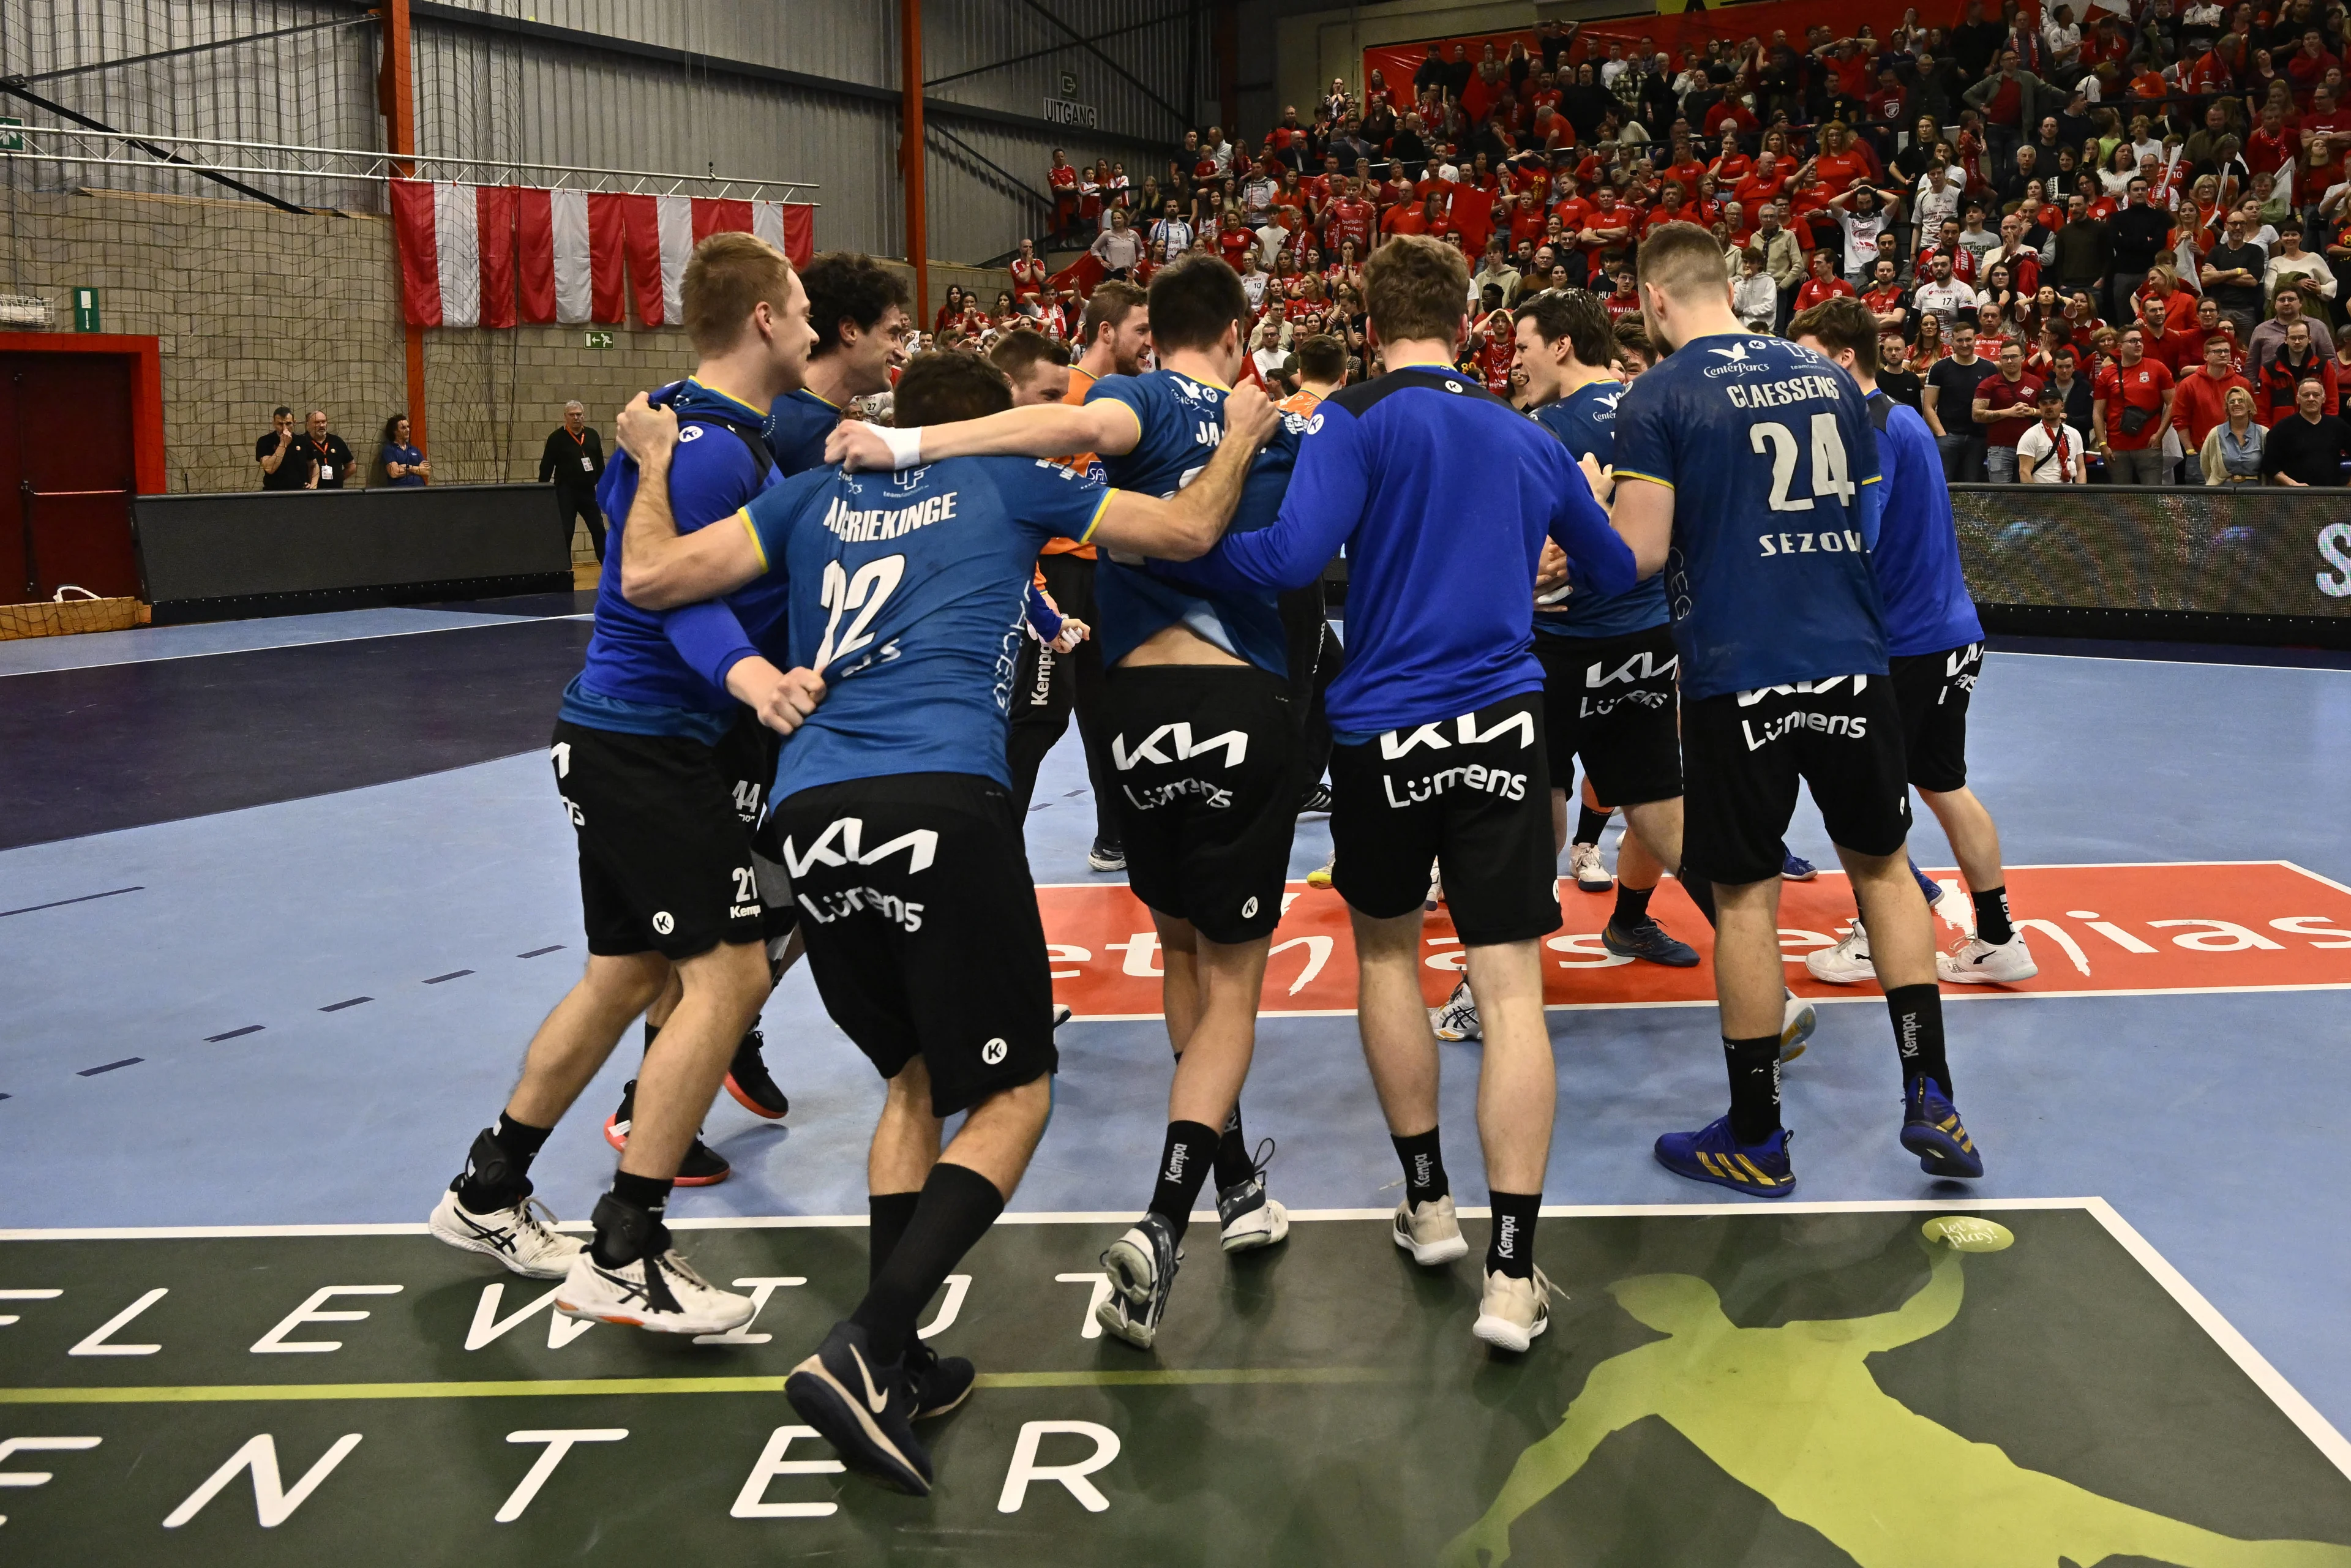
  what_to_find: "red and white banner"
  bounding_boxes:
[393,180,814,329]
[1041,861,2351,1020]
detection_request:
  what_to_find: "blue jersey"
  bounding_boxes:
[1867,390,1982,658]
[1531,381,1670,642]
[1086,370,1291,676]
[1611,334,1886,702]
[1156,364,1637,737]
[765,387,844,476]
[737,456,1114,799]
[565,378,784,739]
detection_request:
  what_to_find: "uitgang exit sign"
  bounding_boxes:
[72,287,100,332]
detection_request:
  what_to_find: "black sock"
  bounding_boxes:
[1486,1190,1542,1279]
[1677,866,1719,928]
[1972,887,2014,945]
[455,1114,552,1211]
[1392,1128,1449,1206]
[642,1018,661,1054]
[868,1190,921,1286]
[1212,1105,1255,1190]
[1886,983,1952,1098]
[1147,1120,1221,1242]
[590,1171,673,1267]
[1723,1034,1783,1144]
[1613,883,1655,927]
[850,1161,1003,1364]
[1573,805,1611,845]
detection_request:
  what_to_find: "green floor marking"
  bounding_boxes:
[1,1209,2345,1565]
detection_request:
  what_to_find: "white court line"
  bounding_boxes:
[1989,649,2351,673]
[0,613,592,678]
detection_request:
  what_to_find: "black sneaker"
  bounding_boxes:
[1297,784,1333,817]
[722,1029,789,1120]
[1087,838,1126,872]
[786,1321,935,1495]
[603,1079,732,1187]
[1600,918,1701,968]
[1097,1210,1182,1348]
[1051,1002,1073,1029]
[904,1340,976,1420]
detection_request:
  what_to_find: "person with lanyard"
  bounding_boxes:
[2199,384,2268,482]
[826,256,1313,1352]
[538,401,607,560]
[1611,224,1985,1201]
[424,233,830,1335]
[375,413,428,487]
[616,347,1281,1497]
[294,410,353,490]
[2262,375,2351,484]
[1134,233,1644,1356]
[2016,381,2090,481]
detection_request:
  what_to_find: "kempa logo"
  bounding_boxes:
[981,1038,1008,1065]
[1111,722,1248,770]
[1241,896,1259,920]
[651,912,675,935]
[1583,650,1677,688]
[1494,1214,1518,1259]
[782,817,939,878]
[1379,709,1535,759]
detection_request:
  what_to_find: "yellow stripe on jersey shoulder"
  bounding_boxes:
[1613,468,1675,489]
[1078,488,1119,544]
[737,507,768,571]
[1860,472,1882,484]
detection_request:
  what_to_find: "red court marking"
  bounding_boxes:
[1040,861,2351,1019]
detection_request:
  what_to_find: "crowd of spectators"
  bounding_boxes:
[956,0,2351,483]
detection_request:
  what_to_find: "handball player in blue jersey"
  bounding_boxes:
[1786,297,2039,991]
[1149,233,1651,1354]
[1608,223,1983,1199]
[825,255,1310,1353]
[588,257,912,1168]
[612,348,1280,1495]
[425,234,834,1337]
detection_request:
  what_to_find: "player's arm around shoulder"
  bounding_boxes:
[612,392,769,611]
[1594,371,1673,579]
[1090,381,1280,561]
[824,388,1142,470]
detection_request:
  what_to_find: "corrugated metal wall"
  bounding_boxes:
[2,0,1202,263]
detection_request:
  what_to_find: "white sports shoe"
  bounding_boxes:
[1781,989,1817,1063]
[1430,977,1481,1041]
[1215,1164,1290,1253]
[554,1244,756,1335]
[1567,841,1612,893]
[1472,1267,1554,1352]
[1806,920,1876,985]
[1392,1195,1471,1266]
[427,1188,583,1280]
[1938,932,2039,985]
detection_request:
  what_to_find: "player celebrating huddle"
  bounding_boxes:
[826,255,1306,1351]
[1608,223,1985,1198]
[614,348,1281,1494]
[1787,296,2037,990]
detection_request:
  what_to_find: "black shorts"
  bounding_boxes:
[1891,641,1982,794]
[1328,691,1560,947]
[1681,675,1913,887]
[1531,624,1684,808]
[714,714,801,946]
[552,718,765,961]
[1104,664,1298,945]
[772,772,1055,1117]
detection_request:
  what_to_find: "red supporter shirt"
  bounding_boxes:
[2094,359,2173,449]
[1325,197,1375,254]
[1812,150,1869,196]
[1604,291,1644,320]
[1977,371,2044,446]
[1477,331,1514,394]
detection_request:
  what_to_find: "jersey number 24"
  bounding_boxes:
[1749,415,1855,513]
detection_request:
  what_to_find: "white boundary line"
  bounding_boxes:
[0,613,588,678]
[1989,649,2351,672]
[6,1195,2346,1477]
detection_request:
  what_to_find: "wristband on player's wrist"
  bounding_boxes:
[877,424,923,470]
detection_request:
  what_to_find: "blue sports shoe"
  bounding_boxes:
[1900,1078,1984,1179]
[1654,1116,1796,1198]
[1909,857,1943,909]
[1602,918,1700,967]
[1781,850,1818,881]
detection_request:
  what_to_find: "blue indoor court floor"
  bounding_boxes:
[3,602,2350,1455]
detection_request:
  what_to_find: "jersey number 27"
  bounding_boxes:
[1750,414,1854,512]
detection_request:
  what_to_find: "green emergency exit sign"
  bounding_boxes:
[72,287,100,332]
[0,118,23,152]
[583,329,614,349]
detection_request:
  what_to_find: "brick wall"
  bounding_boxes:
[4,187,1010,562]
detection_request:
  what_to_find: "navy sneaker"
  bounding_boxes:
[1654,1116,1796,1198]
[1087,838,1126,872]
[785,1321,934,1495]
[1097,1210,1182,1348]
[1780,850,1818,881]
[602,1080,731,1186]
[1908,858,1944,909]
[1601,917,1700,967]
[904,1340,976,1420]
[1900,1078,1984,1179]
